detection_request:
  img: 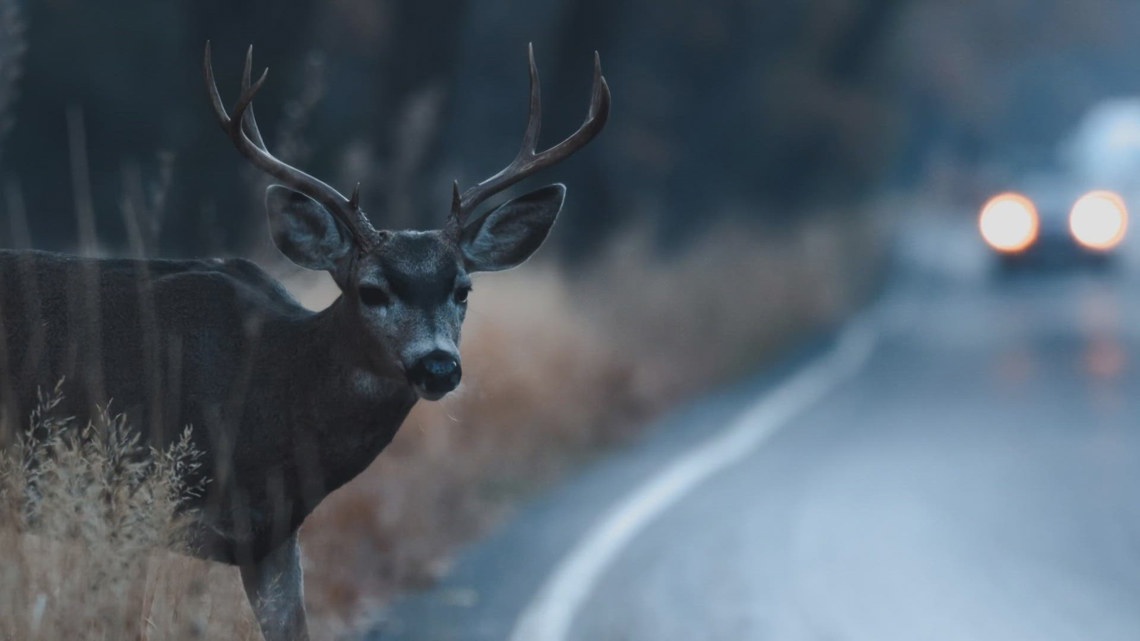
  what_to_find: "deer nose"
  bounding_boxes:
[408,350,462,399]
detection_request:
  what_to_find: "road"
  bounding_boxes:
[371,262,1140,641]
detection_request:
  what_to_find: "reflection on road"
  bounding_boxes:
[563,271,1140,641]
[1078,284,1127,382]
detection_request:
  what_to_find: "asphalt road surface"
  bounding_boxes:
[372,262,1140,641]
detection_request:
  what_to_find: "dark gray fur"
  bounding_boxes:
[0,183,565,641]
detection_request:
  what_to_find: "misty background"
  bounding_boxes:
[1,0,1136,260]
[6,2,1140,637]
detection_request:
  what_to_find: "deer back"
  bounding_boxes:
[0,248,417,563]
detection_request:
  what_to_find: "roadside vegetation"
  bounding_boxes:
[0,1,887,637]
[0,0,1132,637]
[0,382,260,639]
[296,212,884,637]
[0,210,882,641]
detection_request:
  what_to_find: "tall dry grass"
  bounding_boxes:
[298,212,884,637]
[0,3,880,635]
[0,381,259,640]
[0,213,882,641]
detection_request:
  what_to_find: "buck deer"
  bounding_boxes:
[0,42,608,641]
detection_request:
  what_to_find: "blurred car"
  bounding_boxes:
[978,174,1129,270]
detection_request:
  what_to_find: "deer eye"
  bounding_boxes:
[454,285,471,305]
[359,286,390,307]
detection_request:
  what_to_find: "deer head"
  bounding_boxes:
[204,43,609,401]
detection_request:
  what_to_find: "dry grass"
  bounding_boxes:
[298,212,884,636]
[580,214,882,399]
[0,382,260,640]
[0,213,882,641]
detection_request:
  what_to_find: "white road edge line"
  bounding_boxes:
[508,320,879,641]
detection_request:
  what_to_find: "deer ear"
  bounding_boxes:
[460,184,565,272]
[265,185,353,272]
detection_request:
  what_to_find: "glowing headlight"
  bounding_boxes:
[1070,190,1128,251]
[979,193,1039,253]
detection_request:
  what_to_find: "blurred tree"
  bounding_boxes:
[2,0,465,254]
[3,0,321,252]
[6,0,1136,257]
[446,0,907,255]
[887,0,1140,190]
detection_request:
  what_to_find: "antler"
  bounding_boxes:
[447,43,611,237]
[204,42,377,248]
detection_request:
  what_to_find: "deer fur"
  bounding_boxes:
[0,43,608,641]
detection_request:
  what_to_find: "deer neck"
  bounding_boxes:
[285,296,417,440]
[300,295,416,411]
[243,297,417,502]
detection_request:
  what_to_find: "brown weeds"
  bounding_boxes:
[0,214,882,641]
[0,381,259,641]
[299,213,884,635]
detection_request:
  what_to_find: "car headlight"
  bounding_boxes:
[1069,190,1128,251]
[979,192,1039,253]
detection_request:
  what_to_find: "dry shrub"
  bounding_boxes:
[581,214,881,400]
[0,215,882,640]
[0,382,259,641]
[298,213,883,635]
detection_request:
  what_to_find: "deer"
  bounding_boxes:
[0,42,608,641]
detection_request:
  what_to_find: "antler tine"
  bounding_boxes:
[449,45,611,234]
[520,42,542,158]
[537,49,610,161]
[204,41,230,129]
[349,183,361,210]
[240,45,268,151]
[203,42,379,248]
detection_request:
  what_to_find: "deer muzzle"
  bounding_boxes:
[407,350,462,400]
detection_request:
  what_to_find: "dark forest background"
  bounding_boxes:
[5,2,1140,634]
[0,0,1139,258]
